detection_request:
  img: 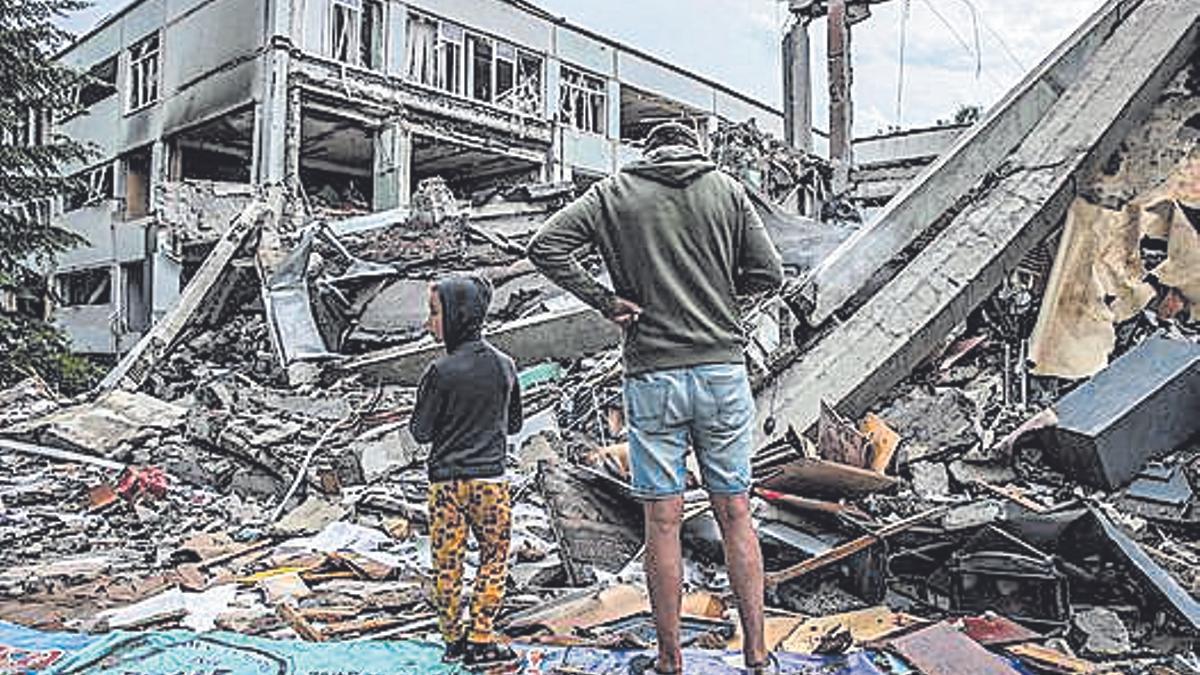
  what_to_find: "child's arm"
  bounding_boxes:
[410,364,440,443]
[507,372,524,435]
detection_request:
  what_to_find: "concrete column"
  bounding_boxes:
[257,0,295,187]
[827,0,853,193]
[783,18,813,153]
[149,140,167,212]
[373,120,413,210]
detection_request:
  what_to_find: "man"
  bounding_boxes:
[528,122,784,674]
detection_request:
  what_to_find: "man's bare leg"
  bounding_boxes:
[643,496,684,673]
[711,493,766,667]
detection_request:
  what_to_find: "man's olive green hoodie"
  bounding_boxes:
[527,145,784,375]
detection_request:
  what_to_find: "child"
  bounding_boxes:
[410,274,523,668]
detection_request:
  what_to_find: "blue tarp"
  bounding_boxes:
[0,621,101,674]
[1,620,905,674]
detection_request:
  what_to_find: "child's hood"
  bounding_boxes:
[437,275,493,351]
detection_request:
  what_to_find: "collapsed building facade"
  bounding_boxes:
[48,0,798,354]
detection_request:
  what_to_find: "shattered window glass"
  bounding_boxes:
[360,0,384,70]
[560,65,605,135]
[468,34,493,102]
[437,22,464,95]
[331,0,361,65]
[405,14,437,86]
[127,33,159,111]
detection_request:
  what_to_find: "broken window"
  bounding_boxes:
[127,33,160,111]
[495,42,516,104]
[437,22,464,95]
[77,55,117,109]
[405,13,437,86]
[330,0,360,64]
[360,0,384,70]
[560,65,607,135]
[121,262,149,332]
[3,108,50,147]
[514,52,543,115]
[57,267,111,307]
[468,34,493,102]
[65,163,115,212]
[123,147,151,220]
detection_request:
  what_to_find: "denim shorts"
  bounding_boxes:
[623,363,755,500]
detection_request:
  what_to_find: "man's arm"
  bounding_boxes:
[527,185,617,313]
[735,187,785,296]
[409,363,440,444]
[507,368,524,435]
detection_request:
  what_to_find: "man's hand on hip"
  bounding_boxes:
[604,296,643,328]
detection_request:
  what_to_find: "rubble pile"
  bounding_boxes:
[711,119,832,208]
[4,72,1200,675]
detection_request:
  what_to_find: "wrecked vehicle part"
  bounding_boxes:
[1049,336,1200,490]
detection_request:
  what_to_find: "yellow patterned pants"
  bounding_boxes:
[429,479,512,644]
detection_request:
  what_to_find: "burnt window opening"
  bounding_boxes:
[560,65,606,135]
[121,262,149,332]
[405,14,437,86]
[123,147,152,220]
[468,34,493,103]
[437,22,464,95]
[77,55,118,109]
[331,0,359,65]
[57,267,111,307]
[360,0,384,70]
[496,43,515,104]
[128,34,160,112]
[66,163,115,212]
[179,145,251,183]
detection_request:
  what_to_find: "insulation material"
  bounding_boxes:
[1150,201,1200,316]
[1029,200,1155,379]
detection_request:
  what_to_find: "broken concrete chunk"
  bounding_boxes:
[274,499,348,537]
[1071,607,1132,657]
[910,462,951,500]
[947,459,1017,488]
[942,500,1004,531]
[879,388,977,463]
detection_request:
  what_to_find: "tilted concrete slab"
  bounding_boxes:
[338,305,621,385]
[792,0,1146,326]
[757,0,1200,444]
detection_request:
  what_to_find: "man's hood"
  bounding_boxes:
[437,275,492,351]
[622,145,717,188]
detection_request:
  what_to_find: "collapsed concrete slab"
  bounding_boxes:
[339,305,620,386]
[757,0,1200,443]
[791,0,1146,327]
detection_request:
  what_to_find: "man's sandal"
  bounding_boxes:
[627,654,679,675]
[745,652,780,674]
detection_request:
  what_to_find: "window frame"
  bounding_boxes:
[126,33,161,113]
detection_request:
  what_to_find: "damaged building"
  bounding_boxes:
[47,0,792,354]
[4,0,1200,673]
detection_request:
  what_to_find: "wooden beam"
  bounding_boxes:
[766,506,945,587]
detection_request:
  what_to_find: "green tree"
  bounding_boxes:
[0,0,102,394]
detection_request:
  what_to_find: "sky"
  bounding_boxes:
[59,0,1107,136]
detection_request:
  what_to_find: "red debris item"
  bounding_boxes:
[117,466,169,502]
[87,484,119,512]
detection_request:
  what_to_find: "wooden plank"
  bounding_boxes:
[766,507,946,587]
[758,457,897,500]
[780,607,924,654]
[277,601,324,642]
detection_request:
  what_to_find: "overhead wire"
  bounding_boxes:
[917,0,1009,92]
